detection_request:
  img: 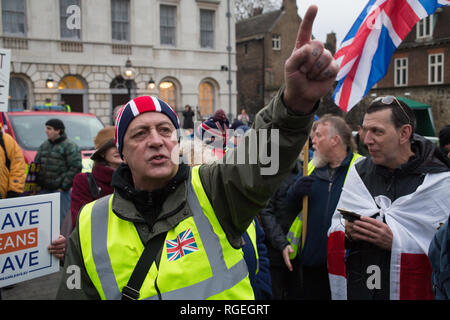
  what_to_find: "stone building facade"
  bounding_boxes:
[2,0,236,125]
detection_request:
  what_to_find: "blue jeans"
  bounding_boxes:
[39,189,71,227]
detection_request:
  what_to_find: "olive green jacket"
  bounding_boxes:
[56,88,315,299]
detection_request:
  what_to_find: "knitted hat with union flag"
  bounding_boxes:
[114,96,180,158]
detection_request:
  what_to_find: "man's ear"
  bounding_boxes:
[331,134,341,147]
[399,124,413,144]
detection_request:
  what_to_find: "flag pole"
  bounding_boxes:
[301,139,309,249]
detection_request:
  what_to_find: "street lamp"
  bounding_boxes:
[122,58,136,100]
[46,74,55,89]
[147,77,155,90]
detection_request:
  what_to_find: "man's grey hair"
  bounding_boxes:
[315,114,356,151]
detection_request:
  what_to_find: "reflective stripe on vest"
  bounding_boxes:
[246,220,259,274]
[286,153,362,260]
[78,165,254,300]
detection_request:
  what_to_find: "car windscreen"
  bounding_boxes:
[9,114,104,151]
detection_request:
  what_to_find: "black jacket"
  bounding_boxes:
[347,134,450,300]
[259,162,301,266]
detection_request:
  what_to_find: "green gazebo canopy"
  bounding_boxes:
[396,96,436,137]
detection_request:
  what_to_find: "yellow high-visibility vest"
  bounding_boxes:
[286,153,362,259]
[78,165,254,300]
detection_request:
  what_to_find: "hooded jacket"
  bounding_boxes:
[346,134,450,300]
[56,88,316,299]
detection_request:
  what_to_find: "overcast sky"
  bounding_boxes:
[296,0,368,47]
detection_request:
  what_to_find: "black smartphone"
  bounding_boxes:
[337,208,361,222]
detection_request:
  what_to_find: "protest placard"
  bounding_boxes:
[0,49,11,112]
[0,193,60,287]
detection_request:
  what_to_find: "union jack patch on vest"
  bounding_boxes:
[166,228,199,262]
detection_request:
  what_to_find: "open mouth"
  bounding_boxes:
[148,154,168,163]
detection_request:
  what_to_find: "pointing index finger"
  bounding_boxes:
[296,5,318,49]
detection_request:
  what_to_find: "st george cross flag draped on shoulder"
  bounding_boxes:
[333,0,449,112]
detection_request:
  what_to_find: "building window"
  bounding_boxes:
[60,0,81,40]
[159,81,177,110]
[416,15,434,39]
[272,35,281,50]
[429,53,444,84]
[111,0,129,42]
[200,9,214,48]
[160,5,176,46]
[8,77,28,111]
[2,0,26,35]
[394,57,408,87]
[199,82,214,116]
[58,75,85,90]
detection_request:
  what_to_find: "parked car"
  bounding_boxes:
[1,110,104,172]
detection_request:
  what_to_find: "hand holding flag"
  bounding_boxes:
[284,5,339,113]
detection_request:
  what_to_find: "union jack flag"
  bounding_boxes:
[166,229,199,262]
[333,0,449,112]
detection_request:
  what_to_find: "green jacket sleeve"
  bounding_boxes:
[199,87,315,248]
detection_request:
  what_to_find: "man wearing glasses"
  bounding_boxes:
[328,96,450,300]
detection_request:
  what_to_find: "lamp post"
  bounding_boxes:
[46,74,55,89]
[122,58,136,101]
[147,77,155,90]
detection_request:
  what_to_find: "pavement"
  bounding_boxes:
[1,269,63,300]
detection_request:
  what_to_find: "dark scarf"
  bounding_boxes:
[111,163,190,228]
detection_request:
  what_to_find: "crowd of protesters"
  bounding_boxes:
[1,5,449,301]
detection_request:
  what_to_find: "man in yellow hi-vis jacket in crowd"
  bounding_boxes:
[285,115,361,300]
[56,5,339,300]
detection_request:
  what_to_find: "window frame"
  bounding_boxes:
[394,57,408,87]
[272,34,281,51]
[416,14,434,39]
[200,9,215,49]
[160,4,177,46]
[8,76,29,111]
[428,53,444,85]
[111,0,130,42]
[1,0,27,36]
[198,81,215,116]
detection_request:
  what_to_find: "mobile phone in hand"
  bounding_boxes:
[338,208,361,222]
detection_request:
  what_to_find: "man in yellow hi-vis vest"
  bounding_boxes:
[56,5,339,300]
[285,114,362,300]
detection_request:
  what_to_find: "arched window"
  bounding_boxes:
[110,76,128,89]
[199,81,214,116]
[159,80,177,110]
[58,75,85,89]
[9,77,28,111]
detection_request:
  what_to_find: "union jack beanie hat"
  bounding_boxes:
[114,96,180,157]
